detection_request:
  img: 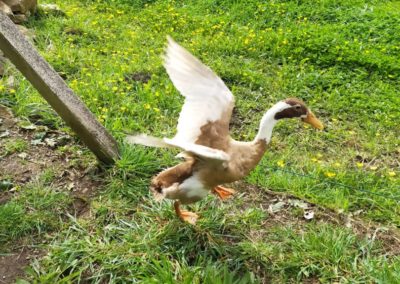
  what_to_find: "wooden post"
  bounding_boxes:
[0,12,119,164]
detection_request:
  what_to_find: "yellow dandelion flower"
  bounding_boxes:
[277,160,285,168]
[9,89,16,94]
[356,162,364,168]
[153,107,160,112]
[388,171,396,177]
[325,172,336,178]
[144,103,151,110]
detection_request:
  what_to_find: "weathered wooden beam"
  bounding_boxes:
[0,12,119,164]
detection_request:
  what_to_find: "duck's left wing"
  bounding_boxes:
[164,138,229,162]
[164,37,234,150]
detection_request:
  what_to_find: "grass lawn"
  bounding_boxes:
[0,0,399,282]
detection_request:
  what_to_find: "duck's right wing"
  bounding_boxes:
[164,37,234,150]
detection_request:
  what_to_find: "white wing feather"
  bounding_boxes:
[164,138,230,161]
[164,36,234,144]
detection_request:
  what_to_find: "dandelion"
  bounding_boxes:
[9,89,16,94]
[356,162,363,168]
[388,171,396,177]
[277,160,285,168]
[325,172,336,178]
[144,103,151,110]
[153,107,160,112]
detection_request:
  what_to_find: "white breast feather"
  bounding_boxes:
[179,174,209,199]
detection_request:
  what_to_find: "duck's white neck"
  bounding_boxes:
[254,101,290,143]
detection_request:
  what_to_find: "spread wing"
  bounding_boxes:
[164,36,235,151]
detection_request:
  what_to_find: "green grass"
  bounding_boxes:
[0,0,399,282]
[2,138,28,155]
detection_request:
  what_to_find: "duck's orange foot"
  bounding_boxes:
[174,201,199,225]
[212,185,236,200]
[179,210,199,225]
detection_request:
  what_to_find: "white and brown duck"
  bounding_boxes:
[127,37,324,224]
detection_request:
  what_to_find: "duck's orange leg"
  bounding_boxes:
[174,201,199,225]
[212,185,236,200]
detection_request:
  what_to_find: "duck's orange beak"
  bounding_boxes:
[302,111,324,130]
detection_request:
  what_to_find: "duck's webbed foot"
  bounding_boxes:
[174,201,199,225]
[212,185,236,200]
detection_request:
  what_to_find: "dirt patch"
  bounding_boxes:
[0,105,103,208]
[0,247,41,284]
[233,182,400,256]
[0,105,104,281]
[124,71,151,83]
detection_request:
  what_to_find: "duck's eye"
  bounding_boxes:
[294,105,301,110]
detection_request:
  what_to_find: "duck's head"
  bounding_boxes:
[274,98,324,130]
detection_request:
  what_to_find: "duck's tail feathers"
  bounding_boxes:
[125,134,170,148]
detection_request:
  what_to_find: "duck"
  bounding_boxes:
[126,36,324,224]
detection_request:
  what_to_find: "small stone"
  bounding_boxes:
[67,182,74,191]
[268,201,286,213]
[304,211,315,220]
[288,199,309,209]
[0,130,10,138]
[17,152,28,159]
[31,139,44,145]
[44,137,57,147]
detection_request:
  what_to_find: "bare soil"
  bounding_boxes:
[235,181,400,256]
[0,247,41,284]
[0,105,103,282]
